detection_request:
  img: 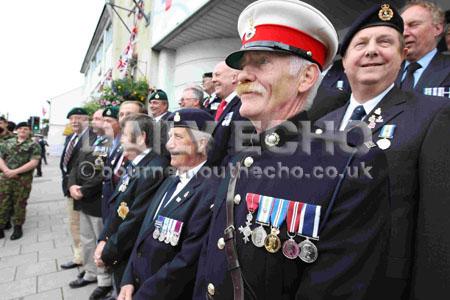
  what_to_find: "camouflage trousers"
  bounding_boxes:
[0,175,32,227]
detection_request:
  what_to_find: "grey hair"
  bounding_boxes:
[288,56,322,111]
[401,1,445,26]
[184,84,205,101]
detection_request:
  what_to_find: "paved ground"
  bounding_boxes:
[0,157,97,300]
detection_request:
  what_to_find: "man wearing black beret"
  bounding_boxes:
[59,107,95,269]
[317,3,450,299]
[118,109,216,300]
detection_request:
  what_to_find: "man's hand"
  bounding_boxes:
[69,185,83,200]
[118,284,134,300]
[4,168,19,178]
[94,240,106,267]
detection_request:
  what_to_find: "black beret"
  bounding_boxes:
[148,89,168,101]
[340,3,404,57]
[7,121,16,132]
[67,107,88,119]
[16,122,31,129]
[169,108,214,132]
[102,106,119,119]
[0,116,6,122]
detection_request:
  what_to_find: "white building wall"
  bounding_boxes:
[154,38,240,110]
[47,87,84,156]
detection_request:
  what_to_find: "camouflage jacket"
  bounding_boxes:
[0,137,41,176]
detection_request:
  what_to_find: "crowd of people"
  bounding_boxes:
[1,0,450,299]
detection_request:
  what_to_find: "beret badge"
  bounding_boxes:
[378,4,394,21]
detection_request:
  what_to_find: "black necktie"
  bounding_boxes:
[400,62,422,90]
[161,176,181,208]
[350,105,367,121]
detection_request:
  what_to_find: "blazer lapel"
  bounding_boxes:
[212,96,239,135]
[415,53,447,91]
[364,87,406,136]
[159,174,203,217]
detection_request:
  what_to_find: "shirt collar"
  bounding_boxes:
[176,161,206,184]
[131,148,151,166]
[405,48,437,71]
[224,91,237,104]
[154,111,168,122]
[349,83,394,115]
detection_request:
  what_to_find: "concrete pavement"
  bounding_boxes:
[0,156,97,300]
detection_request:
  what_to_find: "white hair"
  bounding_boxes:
[288,56,322,111]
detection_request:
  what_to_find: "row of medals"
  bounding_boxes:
[241,212,318,263]
[153,222,180,247]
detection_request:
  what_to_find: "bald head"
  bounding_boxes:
[212,61,239,99]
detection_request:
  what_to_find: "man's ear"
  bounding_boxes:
[297,64,320,93]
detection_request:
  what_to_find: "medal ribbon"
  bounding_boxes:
[298,203,321,239]
[167,218,176,241]
[245,193,261,213]
[378,124,396,139]
[287,201,304,233]
[161,217,170,237]
[270,198,289,229]
[154,215,164,228]
[255,195,274,226]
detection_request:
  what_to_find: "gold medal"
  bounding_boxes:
[264,228,281,253]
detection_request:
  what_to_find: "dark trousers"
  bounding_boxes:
[36,159,42,176]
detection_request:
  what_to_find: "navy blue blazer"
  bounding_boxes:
[101,137,123,222]
[121,166,216,300]
[396,52,450,97]
[194,112,391,300]
[316,87,450,299]
[208,95,249,167]
[99,150,168,286]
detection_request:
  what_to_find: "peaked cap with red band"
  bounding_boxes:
[225,0,338,71]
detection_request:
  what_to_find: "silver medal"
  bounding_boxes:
[298,239,318,263]
[376,138,391,150]
[238,213,253,243]
[153,228,160,240]
[251,225,267,247]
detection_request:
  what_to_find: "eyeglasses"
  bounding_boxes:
[179,97,199,102]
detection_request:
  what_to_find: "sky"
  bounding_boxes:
[0,0,105,123]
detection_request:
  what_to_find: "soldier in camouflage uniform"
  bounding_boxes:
[0,116,14,142]
[0,122,41,240]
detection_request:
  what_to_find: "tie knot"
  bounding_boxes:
[406,62,421,73]
[350,105,366,121]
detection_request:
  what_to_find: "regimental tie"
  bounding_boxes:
[400,62,422,91]
[214,99,227,121]
[346,105,367,129]
[63,134,78,169]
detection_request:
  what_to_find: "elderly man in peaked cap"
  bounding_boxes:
[316,3,450,299]
[194,0,393,299]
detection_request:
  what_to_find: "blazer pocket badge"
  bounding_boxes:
[117,202,129,220]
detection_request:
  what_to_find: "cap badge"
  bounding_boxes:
[174,112,181,122]
[244,17,256,41]
[106,109,111,116]
[378,4,394,21]
[155,94,160,99]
